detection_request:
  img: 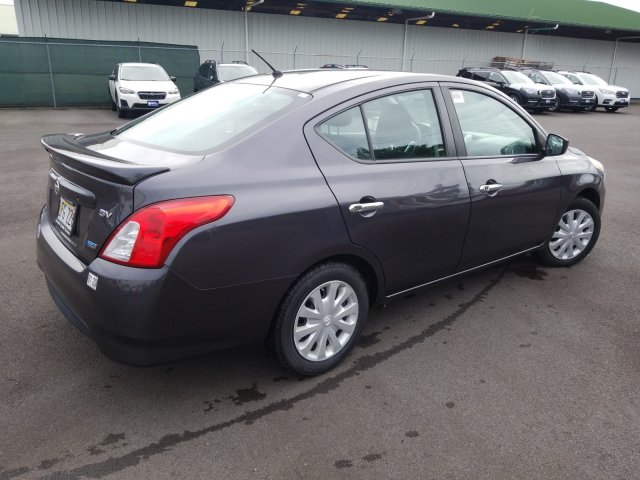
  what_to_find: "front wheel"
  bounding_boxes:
[508,93,521,105]
[116,95,127,118]
[548,98,560,112]
[588,104,597,112]
[534,197,601,267]
[273,262,369,376]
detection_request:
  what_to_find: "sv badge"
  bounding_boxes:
[98,209,113,220]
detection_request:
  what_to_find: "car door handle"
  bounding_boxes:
[479,183,503,194]
[349,201,384,214]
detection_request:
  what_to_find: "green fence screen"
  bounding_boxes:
[0,37,200,107]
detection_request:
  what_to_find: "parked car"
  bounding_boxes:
[108,62,181,118]
[558,71,630,112]
[37,70,605,375]
[520,69,596,112]
[193,60,258,92]
[320,64,369,69]
[457,67,556,112]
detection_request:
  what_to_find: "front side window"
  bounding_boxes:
[488,72,504,83]
[450,89,537,157]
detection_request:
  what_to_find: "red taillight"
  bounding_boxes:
[100,195,234,268]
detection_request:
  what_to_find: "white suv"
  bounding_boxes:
[558,71,630,112]
[108,63,181,118]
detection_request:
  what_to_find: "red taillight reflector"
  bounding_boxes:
[100,195,234,268]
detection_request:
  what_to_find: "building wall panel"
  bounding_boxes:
[13,0,640,95]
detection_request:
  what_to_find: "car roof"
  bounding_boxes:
[236,69,450,93]
[119,62,165,68]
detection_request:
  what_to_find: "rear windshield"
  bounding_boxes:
[217,64,259,82]
[120,65,169,81]
[115,83,310,154]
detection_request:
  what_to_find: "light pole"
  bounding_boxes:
[401,12,435,72]
[609,36,640,83]
[245,0,265,63]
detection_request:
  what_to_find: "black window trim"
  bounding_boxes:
[440,82,545,161]
[313,83,457,165]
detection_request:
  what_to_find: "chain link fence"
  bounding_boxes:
[0,37,199,107]
[1,37,637,107]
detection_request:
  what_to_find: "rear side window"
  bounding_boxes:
[115,83,310,154]
[317,89,446,162]
[450,89,537,157]
[317,108,371,160]
[362,91,445,160]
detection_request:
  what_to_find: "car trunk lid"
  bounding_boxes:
[41,132,195,265]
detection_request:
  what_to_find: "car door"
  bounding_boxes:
[442,84,562,270]
[304,85,470,296]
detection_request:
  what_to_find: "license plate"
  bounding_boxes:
[619,99,627,103]
[584,99,593,103]
[545,99,553,104]
[56,197,77,236]
[147,101,160,107]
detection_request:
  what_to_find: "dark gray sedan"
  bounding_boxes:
[36,70,605,375]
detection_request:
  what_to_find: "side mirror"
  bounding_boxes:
[545,133,569,157]
[108,74,116,81]
[170,76,177,82]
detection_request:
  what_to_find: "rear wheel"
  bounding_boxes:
[534,197,600,267]
[109,91,116,111]
[605,106,619,112]
[273,262,369,376]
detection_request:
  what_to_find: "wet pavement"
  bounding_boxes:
[1,105,639,480]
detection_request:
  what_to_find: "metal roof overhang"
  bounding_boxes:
[103,0,640,42]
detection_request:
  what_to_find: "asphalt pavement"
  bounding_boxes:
[1,105,639,480]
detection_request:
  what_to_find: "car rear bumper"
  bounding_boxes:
[36,206,292,365]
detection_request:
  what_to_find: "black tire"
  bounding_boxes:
[116,95,127,118]
[273,262,369,376]
[508,93,521,105]
[548,98,560,112]
[534,197,601,268]
[110,92,116,111]
[605,106,619,112]
[588,104,597,112]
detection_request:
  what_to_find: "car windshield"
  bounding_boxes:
[217,64,259,82]
[541,71,573,85]
[115,83,310,154]
[120,65,170,81]
[576,73,608,86]
[501,71,534,84]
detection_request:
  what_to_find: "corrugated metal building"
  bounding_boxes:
[0,1,19,34]
[12,0,640,95]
